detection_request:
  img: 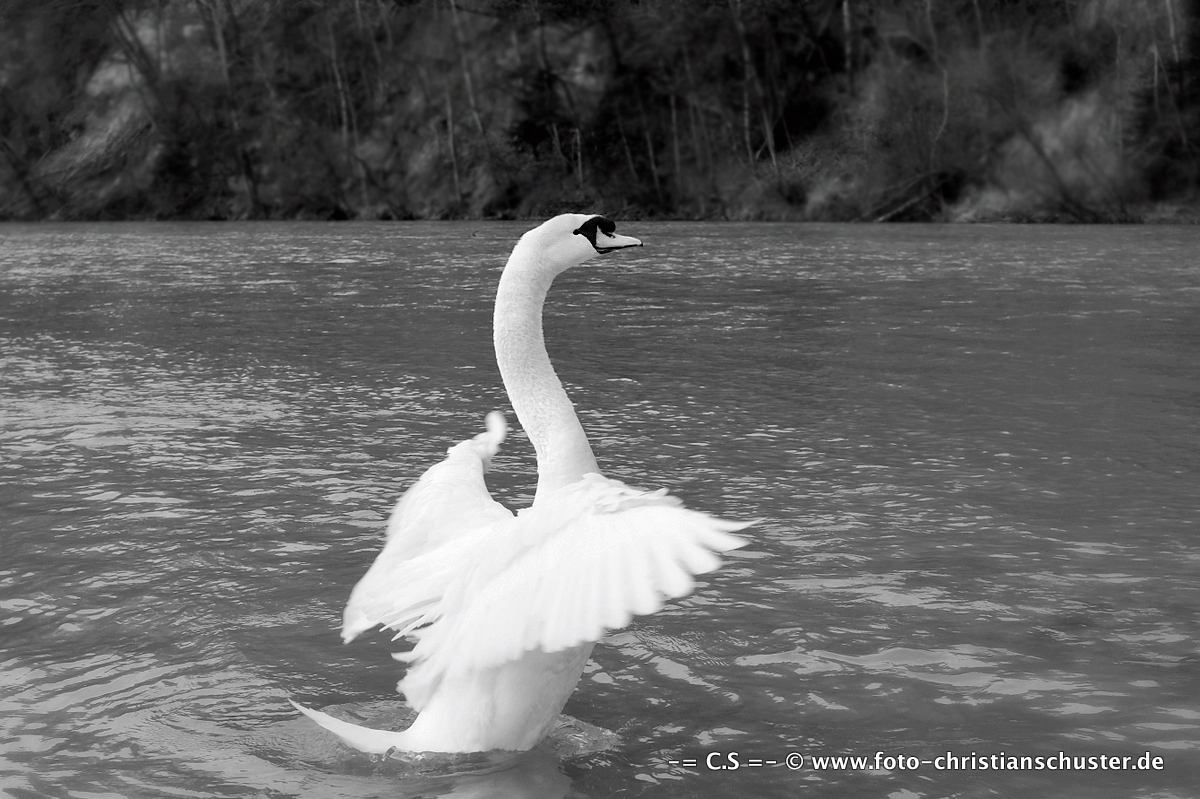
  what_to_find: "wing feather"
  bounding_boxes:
[340,413,514,643]
[399,473,752,703]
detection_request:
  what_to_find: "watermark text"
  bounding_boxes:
[667,750,1166,773]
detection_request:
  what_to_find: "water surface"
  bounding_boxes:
[1,221,1198,798]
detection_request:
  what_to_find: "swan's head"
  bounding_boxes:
[509,214,642,276]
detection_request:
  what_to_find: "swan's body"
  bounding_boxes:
[293,214,750,754]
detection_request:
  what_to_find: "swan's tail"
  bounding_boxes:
[289,700,409,755]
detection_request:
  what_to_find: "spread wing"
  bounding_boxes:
[395,473,752,709]
[340,412,514,643]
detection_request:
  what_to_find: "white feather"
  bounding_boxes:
[291,215,754,755]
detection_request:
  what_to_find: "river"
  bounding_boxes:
[1,221,1197,798]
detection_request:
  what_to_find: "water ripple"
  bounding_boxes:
[2,221,1198,797]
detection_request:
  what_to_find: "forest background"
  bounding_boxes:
[3,0,1199,222]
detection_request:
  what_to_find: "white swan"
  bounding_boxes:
[292,214,751,754]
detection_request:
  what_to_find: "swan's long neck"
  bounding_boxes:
[494,257,597,500]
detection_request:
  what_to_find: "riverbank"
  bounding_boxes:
[3,1,1198,223]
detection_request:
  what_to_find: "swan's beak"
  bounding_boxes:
[594,231,642,254]
[572,215,642,254]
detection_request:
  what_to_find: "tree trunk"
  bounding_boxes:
[727,0,777,169]
[197,0,263,217]
[447,0,487,139]
[445,89,462,203]
[843,0,855,95]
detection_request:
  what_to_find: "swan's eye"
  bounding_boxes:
[572,216,617,250]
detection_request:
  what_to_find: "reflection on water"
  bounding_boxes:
[1,221,1198,798]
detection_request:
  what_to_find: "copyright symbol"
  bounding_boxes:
[785,752,804,770]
